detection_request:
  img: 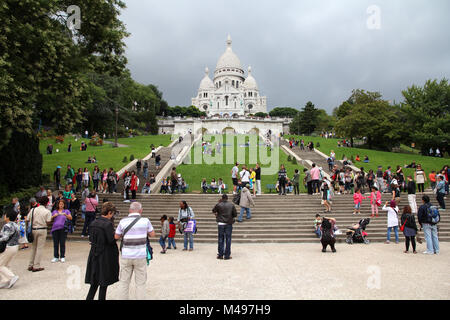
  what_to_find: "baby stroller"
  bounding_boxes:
[346,218,370,244]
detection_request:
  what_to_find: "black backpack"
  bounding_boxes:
[321,218,333,241]
[232,192,241,205]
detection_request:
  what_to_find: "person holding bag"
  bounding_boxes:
[177,201,195,251]
[82,193,98,237]
[0,207,20,289]
[400,205,418,254]
[27,197,52,272]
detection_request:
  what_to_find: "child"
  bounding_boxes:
[369,186,382,217]
[159,215,169,254]
[314,214,322,238]
[217,178,225,194]
[353,188,366,215]
[167,217,177,249]
[16,213,29,250]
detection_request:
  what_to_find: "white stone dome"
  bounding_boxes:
[199,67,214,90]
[215,35,243,71]
[243,66,258,89]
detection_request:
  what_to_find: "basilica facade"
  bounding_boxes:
[191,36,267,117]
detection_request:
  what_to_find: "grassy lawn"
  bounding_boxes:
[286,135,449,188]
[175,135,305,193]
[40,135,172,182]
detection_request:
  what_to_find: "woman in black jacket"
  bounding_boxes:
[400,205,418,254]
[85,202,119,300]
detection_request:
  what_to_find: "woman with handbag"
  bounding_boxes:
[0,207,20,289]
[82,194,98,237]
[85,202,119,300]
[177,201,195,251]
[51,200,72,263]
[400,205,418,254]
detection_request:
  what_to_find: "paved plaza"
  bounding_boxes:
[2,241,449,300]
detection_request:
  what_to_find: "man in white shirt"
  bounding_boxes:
[240,166,250,188]
[115,202,155,299]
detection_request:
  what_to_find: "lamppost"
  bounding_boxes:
[114,106,118,148]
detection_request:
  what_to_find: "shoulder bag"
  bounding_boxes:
[26,208,36,243]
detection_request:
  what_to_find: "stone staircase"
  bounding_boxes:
[281,139,334,174]
[115,145,174,193]
[65,192,450,244]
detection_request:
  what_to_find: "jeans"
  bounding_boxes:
[167,237,176,249]
[82,211,96,236]
[184,232,194,249]
[159,235,167,250]
[52,229,67,259]
[315,228,322,238]
[238,207,251,221]
[93,179,99,192]
[422,223,440,253]
[293,183,300,195]
[218,224,233,258]
[387,226,399,242]
[436,192,446,209]
[143,168,148,180]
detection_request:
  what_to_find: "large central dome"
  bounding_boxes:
[215,35,243,71]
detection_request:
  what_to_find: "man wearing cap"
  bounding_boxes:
[238,184,255,222]
[212,194,237,260]
[54,166,62,190]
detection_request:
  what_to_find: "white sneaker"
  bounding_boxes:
[51,258,59,263]
[60,258,66,263]
[7,276,19,289]
[423,251,433,254]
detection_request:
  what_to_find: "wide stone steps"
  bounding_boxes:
[61,192,450,243]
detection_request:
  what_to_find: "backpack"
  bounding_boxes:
[426,206,440,224]
[232,192,241,205]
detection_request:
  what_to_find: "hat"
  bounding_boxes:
[178,174,181,178]
[245,183,250,188]
[29,197,37,204]
[57,166,61,169]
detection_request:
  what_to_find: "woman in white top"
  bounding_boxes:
[82,167,91,188]
[382,200,399,244]
[414,164,426,193]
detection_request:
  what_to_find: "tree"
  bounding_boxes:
[269,107,299,118]
[289,102,320,135]
[254,112,268,118]
[334,89,402,150]
[400,79,450,155]
[0,0,129,194]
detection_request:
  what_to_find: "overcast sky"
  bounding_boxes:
[120,0,450,113]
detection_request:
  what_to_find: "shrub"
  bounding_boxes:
[316,142,320,147]
[123,156,128,163]
[350,155,355,163]
[130,154,135,161]
[287,155,292,162]
[42,174,51,184]
[292,157,297,165]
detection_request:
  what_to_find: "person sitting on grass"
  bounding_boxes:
[218,178,226,194]
[363,155,369,163]
[355,154,361,162]
[201,178,208,193]
[210,178,219,193]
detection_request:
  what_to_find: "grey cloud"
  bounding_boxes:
[121,0,450,112]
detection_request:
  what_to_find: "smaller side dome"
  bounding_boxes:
[243,66,258,90]
[199,67,214,90]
